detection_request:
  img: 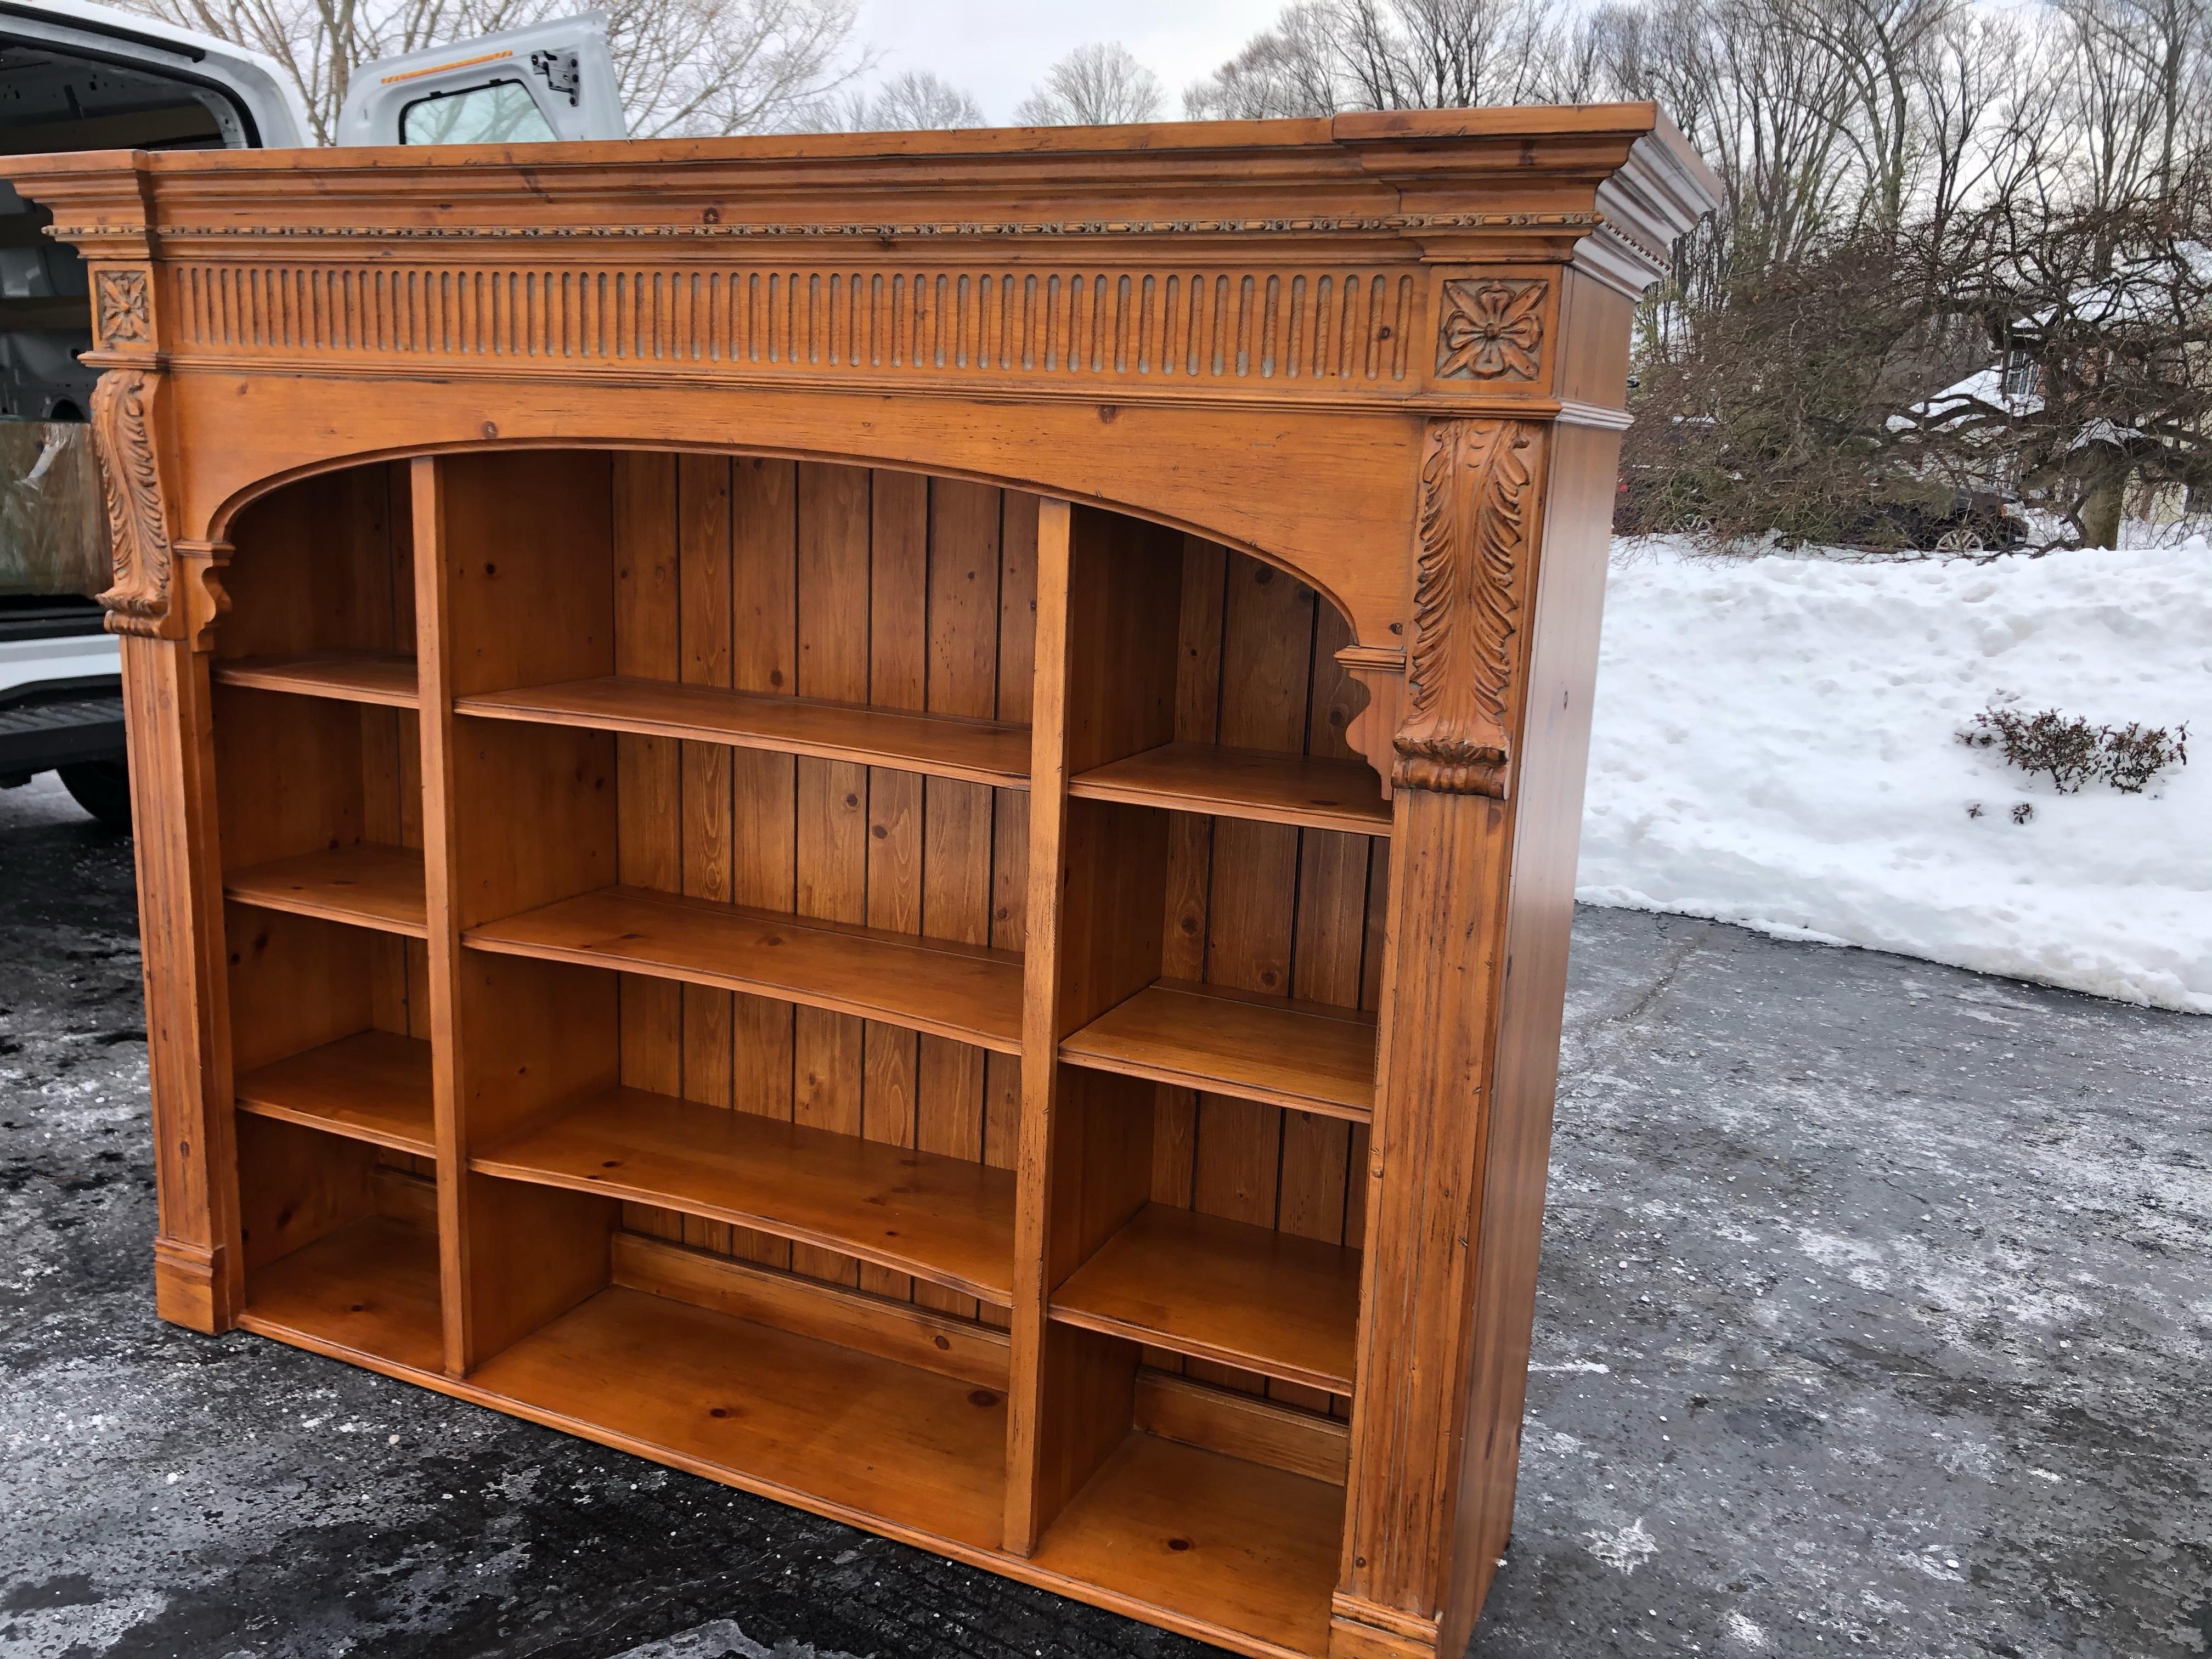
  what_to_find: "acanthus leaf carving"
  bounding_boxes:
[89,368,178,639]
[1392,418,1538,797]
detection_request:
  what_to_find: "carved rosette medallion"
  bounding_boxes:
[89,369,176,637]
[95,269,151,346]
[1392,419,1539,797]
[1435,278,1545,380]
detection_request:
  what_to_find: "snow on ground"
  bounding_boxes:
[1580,537,2212,1013]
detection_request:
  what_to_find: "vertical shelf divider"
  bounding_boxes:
[1004,495,1073,1554]
[414,451,624,1378]
[409,455,471,1378]
[1003,501,1181,1555]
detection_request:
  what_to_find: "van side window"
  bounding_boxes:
[399,81,555,145]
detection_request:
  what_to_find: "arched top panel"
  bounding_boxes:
[208,434,1370,644]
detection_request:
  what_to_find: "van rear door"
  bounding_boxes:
[336,13,624,146]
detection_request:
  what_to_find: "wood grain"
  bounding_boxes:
[223,843,426,937]
[234,1029,433,1155]
[473,1084,1017,1305]
[240,1213,443,1375]
[1135,1368,1351,1486]
[1053,1204,1361,1393]
[459,676,1029,787]
[613,1229,1010,1388]
[466,886,1023,1052]
[471,1285,1009,1552]
[1070,742,1388,834]
[1029,1431,1345,1659]
[1062,979,1376,1121]
[212,650,419,707]
[611,449,685,1242]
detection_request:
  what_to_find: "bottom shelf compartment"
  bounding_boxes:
[1032,1430,1346,1658]
[469,1284,1010,1554]
[236,1237,1344,1659]
[240,1212,445,1375]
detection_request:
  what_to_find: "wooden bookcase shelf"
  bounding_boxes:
[457,676,1029,788]
[472,1085,1018,1305]
[1030,1431,1347,1657]
[212,651,420,708]
[240,1211,446,1375]
[29,111,1713,1658]
[470,1282,1012,1552]
[1052,1205,1361,1393]
[1061,979,1378,1121]
[224,843,428,936]
[465,886,1024,1053]
[1069,743,1391,834]
[235,1029,435,1155]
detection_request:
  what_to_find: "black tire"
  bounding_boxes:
[57,759,132,830]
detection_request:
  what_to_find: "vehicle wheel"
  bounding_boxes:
[1934,528,1984,554]
[58,760,132,830]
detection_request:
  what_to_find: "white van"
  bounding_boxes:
[0,1,620,823]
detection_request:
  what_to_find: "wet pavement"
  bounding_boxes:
[2,769,2206,1659]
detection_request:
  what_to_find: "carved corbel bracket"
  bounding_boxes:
[1391,417,1541,798]
[174,540,234,653]
[89,367,181,640]
[1338,643,1405,801]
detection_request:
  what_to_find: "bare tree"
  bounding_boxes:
[124,0,866,142]
[1784,0,1962,238]
[1335,0,1566,109]
[823,69,984,132]
[1013,42,1164,126]
[1184,3,1341,119]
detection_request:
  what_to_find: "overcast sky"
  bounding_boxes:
[848,0,1287,122]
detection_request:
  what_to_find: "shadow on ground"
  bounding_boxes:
[2,771,2206,1659]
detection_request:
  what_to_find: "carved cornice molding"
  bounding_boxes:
[89,368,178,639]
[1392,417,1540,797]
[55,210,1605,245]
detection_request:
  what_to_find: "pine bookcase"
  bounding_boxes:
[16,109,1716,1659]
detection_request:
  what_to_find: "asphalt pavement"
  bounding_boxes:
[2,769,2205,1659]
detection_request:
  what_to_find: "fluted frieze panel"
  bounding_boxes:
[169,262,1424,390]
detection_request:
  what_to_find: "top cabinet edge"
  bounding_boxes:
[5,106,1719,275]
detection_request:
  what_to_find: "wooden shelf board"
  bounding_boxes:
[465,885,1022,1053]
[1062,979,1376,1121]
[458,676,1030,788]
[224,842,427,937]
[238,1264,1335,1659]
[1069,742,1390,834]
[1052,1205,1361,1394]
[240,1215,444,1376]
[470,1285,1008,1553]
[1030,1430,1345,1659]
[213,651,420,708]
[236,1029,435,1156]
[475,1085,1017,1305]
